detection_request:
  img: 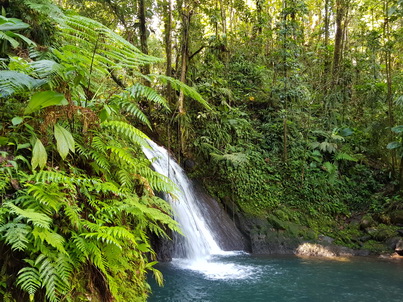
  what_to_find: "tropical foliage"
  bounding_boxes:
[0,1,210,301]
[2,0,403,300]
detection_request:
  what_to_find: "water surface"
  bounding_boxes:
[149,254,403,302]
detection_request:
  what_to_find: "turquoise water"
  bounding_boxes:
[149,254,403,302]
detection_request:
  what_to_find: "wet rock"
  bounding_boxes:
[386,237,401,250]
[183,158,196,172]
[318,235,335,245]
[295,243,337,258]
[358,235,372,242]
[295,242,369,258]
[395,239,403,256]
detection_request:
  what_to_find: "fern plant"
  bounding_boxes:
[0,1,207,301]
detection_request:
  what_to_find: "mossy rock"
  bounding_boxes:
[390,210,403,225]
[266,214,316,240]
[361,240,389,253]
[360,214,376,230]
[368,224,399,241]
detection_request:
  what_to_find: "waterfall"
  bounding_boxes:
[143,140,253,280]
[143,140,223,260]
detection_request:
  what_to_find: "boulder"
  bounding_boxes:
[318,235,335,245]
[360,214,376,230]
[395,239,403,256]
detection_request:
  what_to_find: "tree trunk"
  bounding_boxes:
[177,1,193,159]
[163,0,173,102]
[332,0,344,84]
[138,0,150,81]
[178,10,192,115]
[384,0,396,175]
[323,0,330,80]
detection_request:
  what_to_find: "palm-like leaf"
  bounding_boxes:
[0,71,45,97]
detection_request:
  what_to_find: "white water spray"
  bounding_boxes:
[143,140,222,259]
[143,140,254,279]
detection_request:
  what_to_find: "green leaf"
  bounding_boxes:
[0,31,19,48]
[0,71,45,97]
[0,136,8,146]
[32,138,47,170]
[6,31,36,47]
[339,128,354,137]
[0,16,30,31]
[54,124,75,160]
[387,141,401,150]
[323,161,336,174]
[391,125,403,133]
[17,143,30,150]
[335,152,357,162]
[24,91,67,115]
[12,116,24,125]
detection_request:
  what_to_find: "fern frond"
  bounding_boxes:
[210,152,248,166]
[146,263,164,286]
[63,203,82,230]
[150,74,211,110]
[5,203,52,229]
[0,70,45,97]
[35,254,71,302]
[29,59,62,79]
[59,14,162,72]
[32,227,66,254]
[26,183,64,212]
[127,83,169,109]
[0,221,31,251]
[16,267,41,296]
[107,145,137,168]
[101,120,149,147]
[116,169,134,189]
[113,96,151,128]
[82,232,122,248]
[335,152,358,162]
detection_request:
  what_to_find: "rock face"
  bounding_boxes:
[191,182,249,252]
[395,239,403,256]
[152,181,249,261]
[233,214,302,254]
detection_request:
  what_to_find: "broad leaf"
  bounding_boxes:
[6,31,36,47]
[391,125,403,133]
[0,31,19,48]
[0,16,30,31]
[54,124,75,160]
[32,139,47,170]
[387,141,401,150]
[24,91,67,115]
[11,116,24,125]
[0,71,45,97]
[339,128,354,137]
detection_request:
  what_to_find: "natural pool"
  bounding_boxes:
[149,254,403,302]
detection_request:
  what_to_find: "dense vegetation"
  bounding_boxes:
[1,0,403,301]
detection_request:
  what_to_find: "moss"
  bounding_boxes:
[361,240,389,253]
[360,214,376,229]
[370,224,399,241]
[332,225,364,249]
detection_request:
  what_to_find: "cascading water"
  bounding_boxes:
[143,140,254,280]
[143,139,222,259]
